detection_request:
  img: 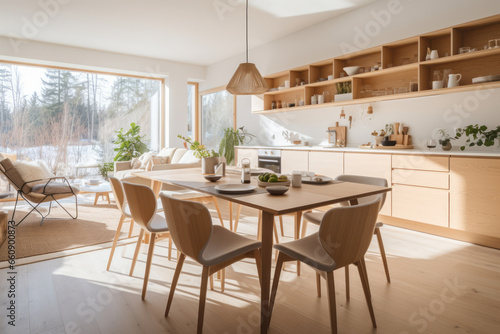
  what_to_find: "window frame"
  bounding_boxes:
[187,81,199,141]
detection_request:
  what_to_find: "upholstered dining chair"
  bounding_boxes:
[269,199,381,334]
[0,158,79,225]
[121,181,172,300]
[159,194,262,334]
[301,175,391,300]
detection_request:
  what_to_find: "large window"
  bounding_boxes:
[0,62,161,174]
[200,87,235,150]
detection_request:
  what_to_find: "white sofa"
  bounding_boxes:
[114,147,200,187]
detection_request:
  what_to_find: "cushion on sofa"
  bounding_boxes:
[170,148,188,164]
[157,148,177,163]
[139,152,155,169]
[130,158,142,169]
[178,150,200,164]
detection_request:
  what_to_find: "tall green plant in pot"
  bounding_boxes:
[218,127,255,165]
[113,122,149,161]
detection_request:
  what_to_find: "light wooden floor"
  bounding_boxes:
[1,202,500,334]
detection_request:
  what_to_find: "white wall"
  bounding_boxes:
[0,37,206,148]
[203,0,500,148]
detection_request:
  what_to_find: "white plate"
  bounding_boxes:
[302,176,334,184]
[215,184,257,194]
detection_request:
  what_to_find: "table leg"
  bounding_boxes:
[93,193,99,206]
[151,180,162,198]
[229,201,233,231]
[261,211,274,333]
[294,211,303,276]
[106,192,110,204]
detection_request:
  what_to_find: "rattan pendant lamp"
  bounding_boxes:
[226,0,268,95]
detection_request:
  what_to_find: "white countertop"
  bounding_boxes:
[236,145,500,157]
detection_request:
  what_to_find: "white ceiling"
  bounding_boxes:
[0,0,377,66]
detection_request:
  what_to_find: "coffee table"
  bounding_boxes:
[80,181,112,205]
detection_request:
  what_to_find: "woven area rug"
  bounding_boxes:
[0,202,140,262]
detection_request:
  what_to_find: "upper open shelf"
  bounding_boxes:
[253,13,500,114]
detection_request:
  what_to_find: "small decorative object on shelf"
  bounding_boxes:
[426,47,432,61]
[437,129,454,151]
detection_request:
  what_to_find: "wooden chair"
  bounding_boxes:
[301,175,391,299]
[121,181,172,300]
[159,194,262,334]
[106,176,136,270]
[269,199,381,334]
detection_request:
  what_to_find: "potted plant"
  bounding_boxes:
[454,124,500,151]
[113,122,149,161]
[178,135,220,174]
[437,129,454,151]
[98,162,114,180]
[218,127,255,166]
[334,81,353,102]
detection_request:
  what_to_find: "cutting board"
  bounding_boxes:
[328,122,347,146]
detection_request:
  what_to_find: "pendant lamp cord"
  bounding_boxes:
[246,0,249,63]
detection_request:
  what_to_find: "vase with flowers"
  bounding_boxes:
[178,135,221,174]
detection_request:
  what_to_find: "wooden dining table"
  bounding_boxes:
[132,168,391,334]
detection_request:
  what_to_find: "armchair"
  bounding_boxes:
[0,158,79,226]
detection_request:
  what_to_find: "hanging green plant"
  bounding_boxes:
[454,124,500,151]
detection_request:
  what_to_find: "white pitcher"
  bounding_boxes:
[448,74,462,88]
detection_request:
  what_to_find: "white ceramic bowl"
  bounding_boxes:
[343,66,361,76]
[89,179,100,185]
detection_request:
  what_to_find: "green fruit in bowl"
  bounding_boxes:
[268,176,278,182]
[278,175,288,182]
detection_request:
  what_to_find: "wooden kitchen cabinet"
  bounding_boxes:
[392,169,449,189]
[281,150,308,174]
[344,153,392,216]
[392,154,449,171]
[235,148,258,168]
[392,184,449,227]
[308,151,343,178]
[450,157,500,237]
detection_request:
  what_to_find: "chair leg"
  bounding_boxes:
[107,214,125,271]
[301,220,308,238]
[168,234,173,261]
[229,201,233,231]
[357,258,377,328]
[316,273,322,297]
[221,268,226,293]
[210,274,214,291]
[269,252,285,325]
[212,197,225,228]
[375,227,391,283]
[127,218,135,238]
[257,211,262,240]
[233,204,242,232]
[197,266,210,334]
[279,216,284,237]
[165,253,185,317]
[294,212,302,276]
[254,249,262,287]
[326,271,338,334]
[142,233,156,300]
[129,229,145,276]
[273,218,280,244]
[345,265,350,301]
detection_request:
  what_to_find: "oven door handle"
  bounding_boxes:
[258,158,280,163]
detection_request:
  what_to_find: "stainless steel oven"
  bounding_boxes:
[258,149,281,174]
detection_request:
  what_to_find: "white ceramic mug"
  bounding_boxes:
[318,94,324,104]
[430,50,439,60]
[432,80,444,89]
[284,80,290,89]
[292,172,302,188]
[447,74,462,88]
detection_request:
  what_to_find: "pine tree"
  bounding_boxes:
[40,69,77,121]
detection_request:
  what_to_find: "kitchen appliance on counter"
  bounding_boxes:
[258,149,281,174]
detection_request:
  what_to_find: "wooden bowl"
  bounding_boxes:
[204,175,222,182]
[266,186,289,195]
[293,140,302,145]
